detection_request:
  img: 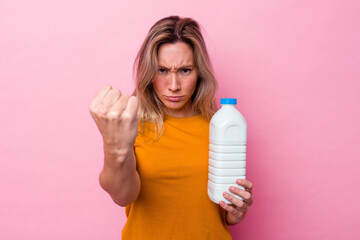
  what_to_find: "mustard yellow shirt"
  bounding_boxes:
[122,115,232,240]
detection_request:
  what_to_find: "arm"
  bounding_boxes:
[99,148,140,207]
[89,84,140,207]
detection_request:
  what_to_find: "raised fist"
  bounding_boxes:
[89,84,139,155]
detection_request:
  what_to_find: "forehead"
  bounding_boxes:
[157,42,194,67]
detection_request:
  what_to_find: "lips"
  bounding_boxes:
[165,96,183,101]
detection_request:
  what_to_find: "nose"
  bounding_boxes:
[168,72,180,92]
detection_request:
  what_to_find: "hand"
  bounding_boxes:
[88,84,139,158]
[219,179,253,225]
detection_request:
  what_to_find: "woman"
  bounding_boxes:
[89,16,253,239]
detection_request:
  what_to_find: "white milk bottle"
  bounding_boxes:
[207,98,247,204]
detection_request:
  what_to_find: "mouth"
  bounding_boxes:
[164,95,184,102]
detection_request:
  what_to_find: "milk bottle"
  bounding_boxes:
[207,98,247,204]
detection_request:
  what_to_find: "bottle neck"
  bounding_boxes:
[221,104,236,108]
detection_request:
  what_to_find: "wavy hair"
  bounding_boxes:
[133,16,218,136]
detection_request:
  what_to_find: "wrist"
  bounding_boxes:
[103,145,135,169]
[103,143,133,157]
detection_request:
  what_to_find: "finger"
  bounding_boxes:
[101,89,121,113]
[236,179,253,193]
[229,186,253,206]
[219,201,244,218]
[107,95,129,119]
[222,192,249,213]
[91,84,112,104]
[89,84,112,113]
[122,96,139,119]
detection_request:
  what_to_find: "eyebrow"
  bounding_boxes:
[158,65,194,70]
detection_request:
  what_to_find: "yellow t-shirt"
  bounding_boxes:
[122,115,232,240]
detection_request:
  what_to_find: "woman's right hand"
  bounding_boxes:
[89,84,139,160]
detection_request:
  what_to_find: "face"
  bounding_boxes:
[152,42,198,118]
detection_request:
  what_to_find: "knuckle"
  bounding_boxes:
[121,111,135,121]
[90,108,100,117]
[227,196,234,203]
[107,111,120,119]
[97,111,108,120]
[225,192,234,202]
[112,88,121,94]
[235,187,242,194]
[109,88,119,95]
[245,192,251,200]
[121,94,130,102]
[88,103,97,113]
[221,202,229,210]
[100,84,112,91]
[121,112,131,121]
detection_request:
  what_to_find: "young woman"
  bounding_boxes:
[89,16,253,239]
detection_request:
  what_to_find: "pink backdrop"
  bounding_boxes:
[1,0,359,239]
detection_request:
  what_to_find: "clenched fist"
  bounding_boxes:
[89,84,139,156]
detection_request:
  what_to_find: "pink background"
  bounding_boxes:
[1,0,359,239]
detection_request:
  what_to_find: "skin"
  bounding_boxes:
[221,179,253,225]
[152,42,198,118]
[89,85,141,206]
[89,41,254,224]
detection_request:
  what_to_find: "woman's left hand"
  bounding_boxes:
[219,179,253,225]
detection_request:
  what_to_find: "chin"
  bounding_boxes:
[164,102,185,110]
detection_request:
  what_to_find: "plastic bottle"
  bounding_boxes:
[207,98,247,204]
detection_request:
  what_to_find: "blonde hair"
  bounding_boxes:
[133,16,218,136]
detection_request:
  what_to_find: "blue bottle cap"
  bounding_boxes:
[220,98,237,104]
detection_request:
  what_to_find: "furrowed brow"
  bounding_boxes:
[158,65,194,70]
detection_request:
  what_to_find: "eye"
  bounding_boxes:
[158,68,167,74]
[181,68,192,74]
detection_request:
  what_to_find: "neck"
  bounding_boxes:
[165,102,196,118]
